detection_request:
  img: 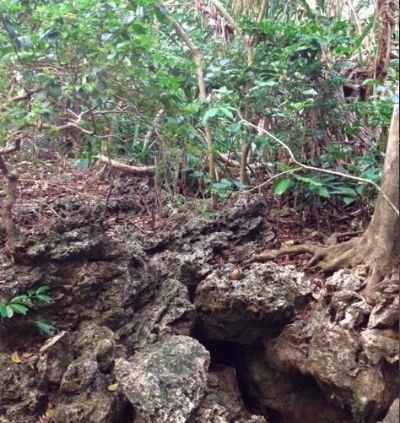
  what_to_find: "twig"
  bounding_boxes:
[245,168,302,192]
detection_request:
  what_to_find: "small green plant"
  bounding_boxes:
[0,286,56,336]
[207,178,248,199]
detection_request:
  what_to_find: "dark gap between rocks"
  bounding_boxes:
[193,325,355,423]
[192,331,284,423]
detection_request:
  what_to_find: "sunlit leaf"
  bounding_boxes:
[11,352,22,363]
[108,383,119,391]
[274,178,292,195]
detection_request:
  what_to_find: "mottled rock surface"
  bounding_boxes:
[114,335,210,423]
[195,263,310,344]
[262,270,399,423]
[0,192,397,423]
[190,365,268,423]
[0,353,44,423]
[117,278,196,352]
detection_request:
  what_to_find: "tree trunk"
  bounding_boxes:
[363,102,399,301]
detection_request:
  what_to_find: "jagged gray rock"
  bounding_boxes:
[241,349,353,423]
[117,278,196,352]
[0,353,44,423]
[262,270,399,423]
[378,398,399,423]
[114,335,210,423]
[37,330,73,386]
[53,324,128,423]
[190,365,268,423]
[195,262,310,344]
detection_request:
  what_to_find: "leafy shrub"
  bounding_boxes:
[0,286,56,336]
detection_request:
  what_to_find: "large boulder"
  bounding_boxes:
[195,263,310,344]
[114,335,210,423]
[263,270,399,423]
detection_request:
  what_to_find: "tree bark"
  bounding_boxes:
[363,102,399,301]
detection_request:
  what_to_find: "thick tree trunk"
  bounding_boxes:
[363,102,399,301]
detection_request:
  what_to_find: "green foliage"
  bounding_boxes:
[207,178,248,199]
[0,0,395,213]
[0,286,56,336]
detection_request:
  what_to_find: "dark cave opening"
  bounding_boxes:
[192,328,284,423]
[192,324,355,423]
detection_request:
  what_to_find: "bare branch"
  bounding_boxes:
[97,155,155,175]
[40,122,94,135]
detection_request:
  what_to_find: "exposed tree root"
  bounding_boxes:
[243,231,397,305]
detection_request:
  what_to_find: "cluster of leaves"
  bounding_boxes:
[0,0,396,210]
[0,286,55,336]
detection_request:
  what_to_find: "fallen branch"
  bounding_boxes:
[97,155,155,175]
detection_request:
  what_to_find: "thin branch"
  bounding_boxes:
[209,0,253,66]
[40,122,94,135]
[249,0,268,46]
[166,16,199,57]
[167,14,217,208]
[238,113,399,216]
[0,139,21,155]
[245,168,302,192]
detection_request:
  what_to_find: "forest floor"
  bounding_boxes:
[0,155,374,274]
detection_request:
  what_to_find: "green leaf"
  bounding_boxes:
[219,107,234,120]
[31,319,56,336]
[131,23,146,35]
[274,178,292,195]
[1,19,17,39]
[9,295,29,304]
[27,289,37,297]
[153,6,167,23]
[202,108,219,124]
[2,305,14,318]
[9,304,29,315]
[329,187,357,197]
[294,175,322,186]
[76,158,90,170]
[343,197,356,205]
[0,303,8,317]
[230,122,242,133]
[361,79,380,87]
[233,181,249,190]
[276,163,291,171]
[35,294,52,303]
[316,187,330,198]
[36,286,50,294]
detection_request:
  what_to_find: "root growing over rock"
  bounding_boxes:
[244,231,397,305]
